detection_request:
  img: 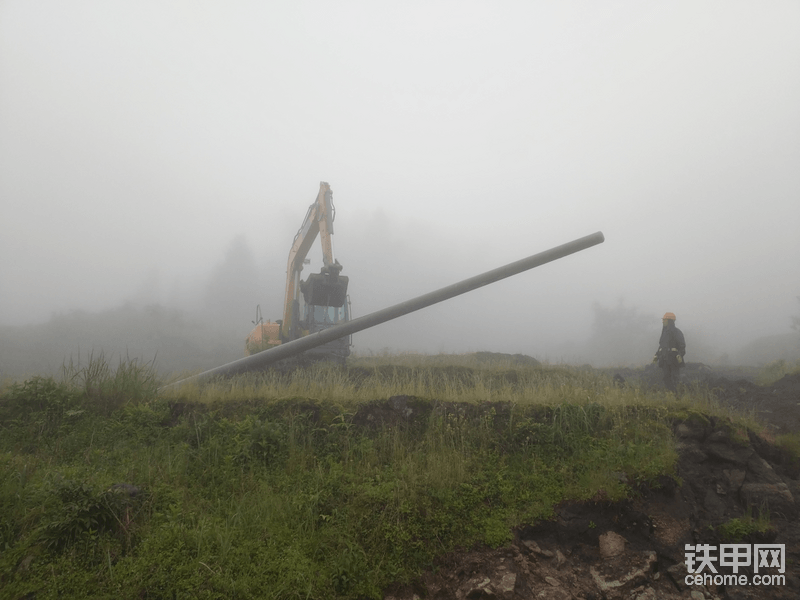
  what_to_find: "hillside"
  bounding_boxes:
[0,305,246,381]
[1,355,799,598]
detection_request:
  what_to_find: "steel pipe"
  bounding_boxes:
[161,231,604,389]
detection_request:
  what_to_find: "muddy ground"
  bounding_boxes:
[383,367,800,600]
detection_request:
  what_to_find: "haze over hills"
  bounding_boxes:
[2,296,797,382]
[3,233,799,381]
[2,4,799,383]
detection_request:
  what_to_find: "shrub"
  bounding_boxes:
[717,509,772,542]
[0,377,81,436]
[39,478,146,556]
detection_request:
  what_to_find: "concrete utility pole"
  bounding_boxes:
[162,231,605,389]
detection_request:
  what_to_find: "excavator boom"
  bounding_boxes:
[246,182,350,359]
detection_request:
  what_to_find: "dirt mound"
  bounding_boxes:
[614,365,800,435]
[385,417,800,600]
[772,373,800,394]
[471,352,542,367]
[701,375,800,436]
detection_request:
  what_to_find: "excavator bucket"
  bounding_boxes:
[301,272,349,307]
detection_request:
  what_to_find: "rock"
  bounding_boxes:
[740,482,796,517]
[464,576,493,599]
[590,551,657,598]
[16,554,34,572]
[707,429,731,443]
[677,443,708,463]
[496,572,516,594]
[522,539,553,558]
[703,487,728,518]
[109,482,141,497]
[746,455,782,485]
[675,422,707,441]
[723,468,746,491]
[534,589,572,600]
[612,471,629,484]
[666,562,689,590]
[787,479,800,500]
[598,531,626,558]
[705,442,753,465]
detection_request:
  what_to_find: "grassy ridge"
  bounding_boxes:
[0,355,735,599]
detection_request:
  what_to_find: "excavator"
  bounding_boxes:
[245,182,351,362]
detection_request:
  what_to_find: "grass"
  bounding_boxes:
[717,508,773,542]
[756,358,800,386]
[0,352,764,599]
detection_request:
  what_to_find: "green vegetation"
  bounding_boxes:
[717,509,773,542]
[775,432,800,469]
[756,358,800,386]
[0,353,754,599]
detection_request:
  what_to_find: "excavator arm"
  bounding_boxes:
[246,182,350,359]
[282,182,341,340]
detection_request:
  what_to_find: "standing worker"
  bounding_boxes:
[653,312,686,392]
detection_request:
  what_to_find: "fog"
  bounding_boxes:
[2,2,799,376]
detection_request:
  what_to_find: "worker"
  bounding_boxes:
[652,312,686,392]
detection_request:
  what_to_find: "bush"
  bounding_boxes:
[717,509,772,542]
[39,478,146,556]
[0,377,82,436]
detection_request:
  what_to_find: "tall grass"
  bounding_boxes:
[60,350,158,414]
[162,358,627,407]
[0,353,762,599]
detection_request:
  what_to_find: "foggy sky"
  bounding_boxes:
[2,1,799,364]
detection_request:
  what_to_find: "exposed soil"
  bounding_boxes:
[699,372,800,436]
[382,370,800,600]
[634,364,800,436]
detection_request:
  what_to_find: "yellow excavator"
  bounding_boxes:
[245,182,351,362]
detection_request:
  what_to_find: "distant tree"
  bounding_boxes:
[792,296,800,331]
[202,235,261,334]
[584,300,658,367]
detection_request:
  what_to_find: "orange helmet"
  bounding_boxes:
[662,312,676,321]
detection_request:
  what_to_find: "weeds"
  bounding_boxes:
[0,353,763,599]
[717,508,773,541]
[62,350,158,414]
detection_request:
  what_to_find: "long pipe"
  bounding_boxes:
[162,231,604,389]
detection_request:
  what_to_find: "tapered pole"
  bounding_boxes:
[161,231,604,389]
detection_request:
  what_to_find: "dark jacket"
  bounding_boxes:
[657,322,685,367]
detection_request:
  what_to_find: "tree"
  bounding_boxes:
[584,300,659,367]
[202,235,261,334]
